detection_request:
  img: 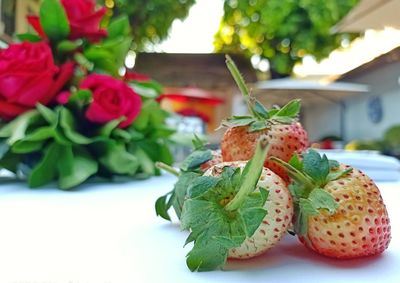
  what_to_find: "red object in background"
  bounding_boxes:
[320,139,334,149]
[177,108,210,122]
[124,72,151,82]
[158,87,224,106]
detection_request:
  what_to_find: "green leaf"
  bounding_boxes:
[191,134,207,150]
[274,99,301,118]
[40,0,70,41]
[329,159,340,169]
[130,80,163,98]
[16,33,42,42]
[0,142,9,159]
[0,110,40,144]
[222,116,255,128]
[299,198,319,216]
[180,150,213,171]
[187,176,220,198]
[57,146,98,190]
[36,104,57,124]
[57,40,83,53]
[28,143,62,188]
[289,153,303,171]
[74,53,94,71]
[303,150,330,186]
[99,117,125,137]
[135,147,155,175]
[108,15,131,38]
[59,107,92,144]
[308,188,338,214]
[239,207,267,237]
[271,116,294,124]
[249,120,268,132]
[99,142,139,175]
[155,192,173,221]
[253,100,269,119]
[326,167,353,183]
[171,172,200,218]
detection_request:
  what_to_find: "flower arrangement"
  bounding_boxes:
[0,0,175,189]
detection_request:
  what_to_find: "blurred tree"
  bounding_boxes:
[101,0,196,50]
[214,0,359,77]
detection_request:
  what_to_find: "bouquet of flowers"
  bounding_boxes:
[0,0,175,189]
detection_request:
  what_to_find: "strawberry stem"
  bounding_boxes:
[156,162,180,177]
[225,55,260,118]
[270,157,314,192]
[225,135,270,212]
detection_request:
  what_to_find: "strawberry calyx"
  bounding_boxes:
[270,150,352,241]
[155,135,213,221]
[222,55,301,132]
[181,136,270,271]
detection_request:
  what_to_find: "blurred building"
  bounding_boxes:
[134,53,257,143]
[339,47,400,141]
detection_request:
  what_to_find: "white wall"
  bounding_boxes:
[343,60,400,142]
[303,103,341,142]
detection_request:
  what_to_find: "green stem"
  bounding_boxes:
[225,55,250,97]
[225,55,259,118]
[155,162,180,177]
[225,135,270,212]
[269,157,315,192]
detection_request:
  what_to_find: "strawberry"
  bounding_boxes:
[180,136,293,271]
[221,56,308,182]
[272,150,391,259]
[221,122,307,182]
[203,161,293,259]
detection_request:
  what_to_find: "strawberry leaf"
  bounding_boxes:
[274,99,301,118]
[249,121,269,132]
[303,150,330,186]
[253,100,270,119]
[222,116,255,128]
[308,188,339,214]
[289,153,303,171]
[326,168,353,183]
[187,176,220,198]
[180,150,213,172]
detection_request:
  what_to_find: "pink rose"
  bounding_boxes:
[82,74,142,128]
[0,42,74,120]
[28,0,107,42]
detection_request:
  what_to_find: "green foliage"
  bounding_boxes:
[101,0,196,50]
[40,0,70,42]
[215,0,359,76]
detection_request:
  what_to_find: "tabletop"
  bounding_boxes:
[0,175,398,283]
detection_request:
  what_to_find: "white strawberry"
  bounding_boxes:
[180,136,293,271]
[204,161,293,259]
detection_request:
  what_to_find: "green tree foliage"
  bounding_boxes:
[107,0,196,49]
[214,0,359,77]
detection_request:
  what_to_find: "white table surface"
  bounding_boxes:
[0,175,398,283]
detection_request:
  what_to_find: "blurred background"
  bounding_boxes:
[2,0,400,158]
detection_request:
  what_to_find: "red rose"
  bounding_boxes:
[82,74,142,128]
[28,0,107,42]
[0,42,74,120]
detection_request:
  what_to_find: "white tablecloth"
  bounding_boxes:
[0,175,398,283]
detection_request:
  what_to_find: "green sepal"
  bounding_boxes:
[39,0,70,42]
[180,150,213,172]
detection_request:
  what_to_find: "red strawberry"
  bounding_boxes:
[272,150,391,259]
[221,56,308,181]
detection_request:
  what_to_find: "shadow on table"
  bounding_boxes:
[225,235,383,271]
